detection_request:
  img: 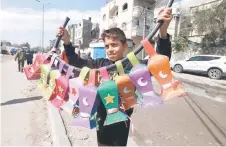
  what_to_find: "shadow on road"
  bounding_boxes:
[185,95,226,145]
[0,96,43,106]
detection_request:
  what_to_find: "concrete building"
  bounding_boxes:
[154,2,181,41]
[188,0,223,43]
[67,18,100,49]
[100,0,156,59]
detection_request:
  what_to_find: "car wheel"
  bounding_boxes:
[174,64,183,73]
[208,68,222,79]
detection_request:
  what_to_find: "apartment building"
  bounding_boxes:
[100,0,156,59]
[188,0,223,43]
[68,18,100,49]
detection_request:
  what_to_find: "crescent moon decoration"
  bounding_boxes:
[123,87,131,94]
[82,97,89,106]
[159,71,168,79]
[137,77,148,87]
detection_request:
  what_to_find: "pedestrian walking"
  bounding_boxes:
[15,48,26,72]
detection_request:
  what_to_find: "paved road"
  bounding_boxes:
[0,57,52,146]
[131,90,226,146]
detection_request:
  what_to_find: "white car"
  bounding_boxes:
[173,55,226,79]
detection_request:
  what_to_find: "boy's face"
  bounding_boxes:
[104,37,128,61]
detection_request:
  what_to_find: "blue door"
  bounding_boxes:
[93,47,106,59]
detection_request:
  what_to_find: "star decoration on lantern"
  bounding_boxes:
[71,88,76,95]
[104,93,115,105]
[58,86,64,95]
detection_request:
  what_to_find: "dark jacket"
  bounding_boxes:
[64,36,171,74]
[26,52,33,61]
[64,35,172,146]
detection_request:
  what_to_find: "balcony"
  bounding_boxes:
[109,0,118,13]
[133,6,154,18]
[109,16,118,28]
[131,26,152,37]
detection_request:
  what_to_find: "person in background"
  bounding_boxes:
[87,52,92,60]
[15,48,26,72]
[26,50,33,65]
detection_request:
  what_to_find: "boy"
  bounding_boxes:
[56,8,173,146]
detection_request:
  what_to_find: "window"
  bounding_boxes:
[145,25,150,30]
[122,3,128,11]
[200,56,221,61]
[79,23,81,26]
[103,14,106,21]
[187,56,200,61]
[115,10,118,16]
[122,22,127,30]
[136,20,139,26]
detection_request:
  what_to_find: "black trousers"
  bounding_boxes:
[96,102,133,146]
[27,60,32,65]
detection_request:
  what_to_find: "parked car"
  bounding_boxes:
[172,55,226,79]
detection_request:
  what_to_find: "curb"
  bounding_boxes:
[175,77,226,102]
[47,100,138,146]
[47,102,71,146]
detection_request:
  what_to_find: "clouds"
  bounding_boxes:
[1,8,100,47]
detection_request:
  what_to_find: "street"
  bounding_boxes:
[0,55,52,146]
[1,56,226,146]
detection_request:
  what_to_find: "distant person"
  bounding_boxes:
[15,49,26,72]
[87,52,92,60]
[26,50,33,65]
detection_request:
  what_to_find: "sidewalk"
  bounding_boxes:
[173,72,226,103]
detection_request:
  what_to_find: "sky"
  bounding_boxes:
[1,0,106,47]
[1,0,209,48]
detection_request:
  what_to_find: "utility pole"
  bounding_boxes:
[42,4,44,52]
[35,0,50,52]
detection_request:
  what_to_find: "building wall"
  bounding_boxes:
[100,0,156,59]
[68,19,97,49]
[188,0,223,43]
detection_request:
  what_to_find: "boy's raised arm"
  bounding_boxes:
[64,43,96,68]
[156,34,172,60]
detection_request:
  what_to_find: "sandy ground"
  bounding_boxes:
[1,56,53,146]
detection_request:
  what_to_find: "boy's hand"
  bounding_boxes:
[56,26,70,45]
[157,8,173,39]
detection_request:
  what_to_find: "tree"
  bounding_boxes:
[192,0,226,53]
[172,36,190,53]
[20,42,31,49]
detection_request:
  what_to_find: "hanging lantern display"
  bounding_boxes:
[141,39,186,100]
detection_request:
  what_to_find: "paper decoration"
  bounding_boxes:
[50,61,73,109]
[115,60,137,110]
[141,39,186,100]
[24,53,50,80]
[128,52,163,107]
[98,67,128,126]
[72,69,99,129]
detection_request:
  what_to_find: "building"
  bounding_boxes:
[100,0,156,59]
[187,0,223,43]
[154,2,181,41]
[68,18,100,49]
